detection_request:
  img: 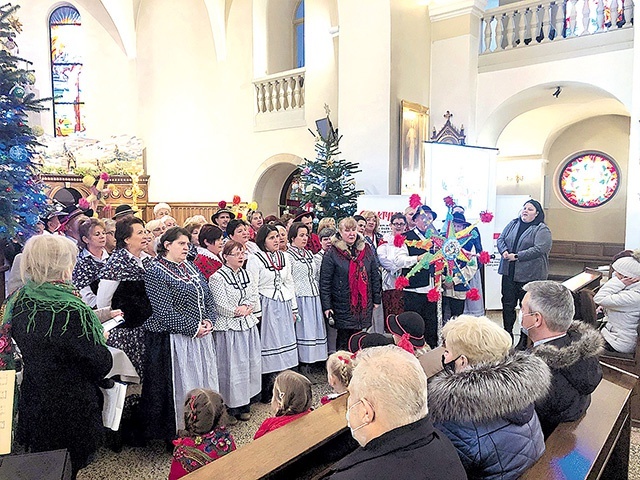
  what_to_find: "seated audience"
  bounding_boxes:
[594,249,640,354]
[517,280,603,437]
[254,370,313,439]
[429,315,549,480]
[169,389,236,480]
[320,346,466,479]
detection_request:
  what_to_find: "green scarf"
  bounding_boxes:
[3,281,106,346]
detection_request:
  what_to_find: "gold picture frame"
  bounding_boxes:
[400,100,429,195]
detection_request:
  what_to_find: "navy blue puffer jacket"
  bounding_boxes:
[428,352,550,480]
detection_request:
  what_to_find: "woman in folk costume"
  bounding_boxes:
[143,227,219,442]
[193,224,224,280]
[209,240,262,421]
[97,215,153,446]
[246,224,299,402]
[72,218,109,308]
[286,222,328,365]
[2,235,112,478]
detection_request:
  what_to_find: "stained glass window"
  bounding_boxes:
[558,152,620,209]
[50,5,85,136]
[294,1,304,68]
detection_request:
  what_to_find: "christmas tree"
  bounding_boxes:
[295,106,363,220]
[0,3,48,240]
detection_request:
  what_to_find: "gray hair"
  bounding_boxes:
[350,345,428,430]
[523,280,574,332]
[21,235,78,284]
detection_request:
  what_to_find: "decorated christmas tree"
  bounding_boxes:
[294,106,363,220]
[0,3,48,240]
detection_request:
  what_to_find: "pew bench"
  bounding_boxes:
[184,350,636,480]
[523,363,637,480]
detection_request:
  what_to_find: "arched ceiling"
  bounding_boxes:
[481,81,629,156]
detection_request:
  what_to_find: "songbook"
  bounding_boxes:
[0,370,16,455]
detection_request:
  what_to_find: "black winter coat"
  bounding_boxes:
[519,321,603,438]
[320,416,467,480]
[12,307,112,472]
[319,234,382,330]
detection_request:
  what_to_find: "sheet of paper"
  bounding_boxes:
[0,370,16,455]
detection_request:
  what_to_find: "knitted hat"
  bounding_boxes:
[612,250,640,278]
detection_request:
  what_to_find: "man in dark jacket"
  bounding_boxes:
[517,280,604,438]
[320,346,466,480]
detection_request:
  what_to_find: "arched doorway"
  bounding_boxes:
[252,154,303,216]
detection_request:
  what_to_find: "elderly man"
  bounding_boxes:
[321,346,466,479]
[517,280,603,437]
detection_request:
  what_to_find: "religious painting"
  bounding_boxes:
[557,151,620,209]
[400,100,429,195]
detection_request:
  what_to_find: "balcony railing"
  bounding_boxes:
[253,68,305,114]
[480,0,634,54]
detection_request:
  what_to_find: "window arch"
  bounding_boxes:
[49,5,85,136]
[294,0,305,68]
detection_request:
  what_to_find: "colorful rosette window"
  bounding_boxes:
[558,152,620,209]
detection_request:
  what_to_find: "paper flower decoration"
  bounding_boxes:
[395,276,410,290]
[409,194,422,209]
[478,251,491,265]
[394,234,405,248]
[427,288,441,302]
[232,195,241,205]
[218,200,227,209]
[443,196,455,207]
[480,211,494,223]
[466,288,481,301]
[78,198,90,210]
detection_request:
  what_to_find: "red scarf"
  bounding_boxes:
[338,244,369,314]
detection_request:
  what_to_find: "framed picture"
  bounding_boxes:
[400,100,429,195]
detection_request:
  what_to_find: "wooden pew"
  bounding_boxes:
[184,349,635,480]
[522,363,637,480]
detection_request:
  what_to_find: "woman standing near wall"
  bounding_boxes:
[246,225,299,402]
[497,199,552,339]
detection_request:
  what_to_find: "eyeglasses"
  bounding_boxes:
[226,252,247,258]
[391,222,406,227]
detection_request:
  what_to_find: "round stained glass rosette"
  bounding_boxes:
[559,153,620,209]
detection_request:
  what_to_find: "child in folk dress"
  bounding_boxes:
[169,389,236,480]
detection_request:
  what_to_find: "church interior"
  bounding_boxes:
[1,0,640,478]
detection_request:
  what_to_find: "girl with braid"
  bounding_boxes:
[321,351,355,404]
[169,389,236,479]
[253,370,313,439]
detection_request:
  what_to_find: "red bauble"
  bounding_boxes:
[478,251,491,265]
[395,276,410,290]
[394,234,405,248]
[409,194,422,209]
[466,288,481,301]
[427,288,441,302]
